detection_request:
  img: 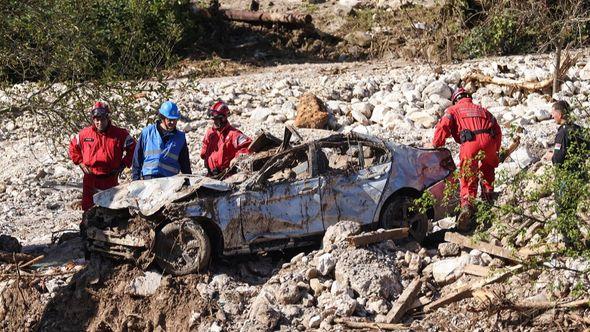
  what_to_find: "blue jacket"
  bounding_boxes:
[132,122,191,180]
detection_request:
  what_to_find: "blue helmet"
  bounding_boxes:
[159,101,180,119]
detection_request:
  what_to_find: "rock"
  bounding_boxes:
[370,105,391,124]
[277,283,303,304]
[422,80,452,101]
[45,278,66,293]
[316,253,336,276]
[0,235,21,253]
[534,109,551,122]
[291,252,305,264]
[248,290,281,330]
[335,248,401,300]
[345,31,372,48]
[511,147,535,168]
[432,256,470,283]
[561,81,576,96]
[0,181,5,194]
[309,278,324,295]
[250,107,273,122]
[437,217,455,229]
[324,293,358,317]
[322,220,362,248]
[126,271,162,296]
[339,0,360,7]
[408,111,437,129]
[438,243,460,257]
[351,108,369,125]
[307,315,321,328]
[294,93,329,129]
[351,102,374,118]
[579,62,590,81]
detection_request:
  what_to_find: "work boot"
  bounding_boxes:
[456,205,476,233]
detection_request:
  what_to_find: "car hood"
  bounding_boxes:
[93,175,232,216]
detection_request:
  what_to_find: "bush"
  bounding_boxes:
[0,0,200,83]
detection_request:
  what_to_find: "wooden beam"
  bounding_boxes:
[444,232,521,262]
[424,264,523,312]
[385,278,422,323]
[333,318,408,330]
[347,228,409,247]
[462,264,490,277]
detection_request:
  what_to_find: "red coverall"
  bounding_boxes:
[200,123,251,174]
[432,98,502,207]
[69,124,136,211]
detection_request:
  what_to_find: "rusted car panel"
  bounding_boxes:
[89,130,457,261]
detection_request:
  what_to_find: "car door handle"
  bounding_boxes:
[298,187,316,195]
[359,172,385,180]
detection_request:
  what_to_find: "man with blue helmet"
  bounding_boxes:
[132,101,192,180]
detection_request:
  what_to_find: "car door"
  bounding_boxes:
[239,145,323,243]
[318,140,391,229]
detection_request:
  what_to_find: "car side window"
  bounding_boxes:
[262,148,311,184]
[361,144,390,169]
[318,142,360,174]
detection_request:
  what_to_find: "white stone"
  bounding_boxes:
[561,81,576,96]
[351,102,373,118]
[351,109,369,125]
[408,111,437,129]
[432,256,470,283]
[422,80,452,101]
[534,109,551,122]
[370,105,391,124]
[510,147,535,168]
[579,62,590,81]
[316,253,336,276]
[126,271,162,296]
[250,107,273,122]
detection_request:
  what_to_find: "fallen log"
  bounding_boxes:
[219,9,312,26]
[462,264,490,277]
[0,251,35,264]
[444,232,521,262]
[346,228,409,247]
[423,264,523,313]
[385,278,422,323]
[333,318,408,330]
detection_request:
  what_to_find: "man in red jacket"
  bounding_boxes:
[200,101,251,177]
[432,88,502,231]
[69,102,136,211]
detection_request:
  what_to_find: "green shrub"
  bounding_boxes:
[0,0,200,83]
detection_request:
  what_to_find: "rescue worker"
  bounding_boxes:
[132,101,192,180]
[200,101,251,176]
[431,88,502,232]
[69,101,136,211]
[549,100,584,166]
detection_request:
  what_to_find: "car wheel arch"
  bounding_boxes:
[189,217,224,257]
[377,187,434,225]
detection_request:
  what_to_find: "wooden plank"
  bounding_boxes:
[519,243,564,258]
[333,318,408,330]
[385,278,422,323]
[347,228,409,247]
[444,232,521,262]
[462,264,490,277]
[424,264,522,313]
[409,295,432,310]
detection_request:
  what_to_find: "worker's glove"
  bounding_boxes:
[79,164,91,175]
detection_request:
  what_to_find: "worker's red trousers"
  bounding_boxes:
[81,173,118,211]
[459,139,499,207]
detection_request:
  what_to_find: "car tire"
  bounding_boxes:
[154,220,211,275]
[379,195,429,243]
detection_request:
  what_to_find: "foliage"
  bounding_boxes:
[0,0,201,83]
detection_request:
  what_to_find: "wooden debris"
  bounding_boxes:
[444,232,521,262]
[0,251,35,264]
[509,298,590,311]
[519,242,565,258]
[333,318,408,330]
[462,264,490,277]
[385,278,422,323]
[424,264,523,313]
[346,228,409,247]
[19,255,45,269]
[409,295,433,310]
[219,9,312,26]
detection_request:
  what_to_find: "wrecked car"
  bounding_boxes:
[84,128,458,275]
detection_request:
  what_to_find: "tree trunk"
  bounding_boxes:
[552,43,562,96]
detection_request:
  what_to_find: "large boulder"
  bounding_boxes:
[0,235,21,253]
[294,93,329,129]
[335,248,402,301]
[422,80,452,101]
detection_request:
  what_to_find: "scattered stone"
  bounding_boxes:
[438,243,461,257]
[432,255,470,283]
[315,253,336,276]
[322,220,361,248]
[345,31,372,48]
[126,271,162,297]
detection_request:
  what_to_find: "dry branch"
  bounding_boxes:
[219,9,312,26]
[347,228,409,247]
[509,298,590,311]
[0,251,35,264]
[333,318,408,330]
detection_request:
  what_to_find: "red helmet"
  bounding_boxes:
[208,101,229,118]
[91,101,110,117]
[451,88,469,104]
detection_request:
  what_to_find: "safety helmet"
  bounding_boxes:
[208,101,230,118]
[91,101,110,118]
[159,101,180,120]
[451,88,469,104]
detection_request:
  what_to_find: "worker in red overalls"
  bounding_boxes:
[432,88,502,232]
[200,101,251,177]
[69,102,136,212]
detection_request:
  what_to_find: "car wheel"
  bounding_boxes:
[379,195,429,243]
[154,220,211,275]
